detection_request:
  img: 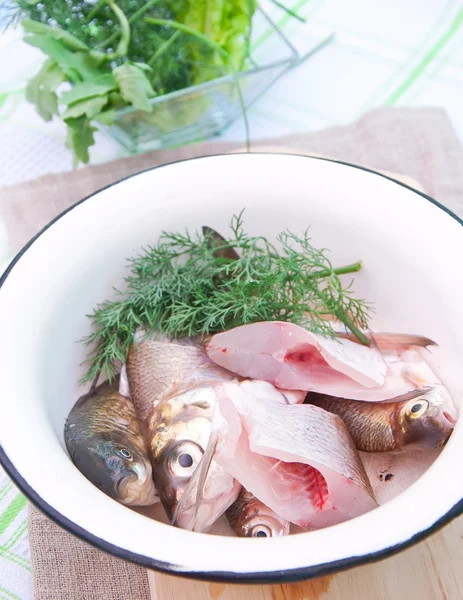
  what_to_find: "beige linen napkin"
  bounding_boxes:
[3,106,463,254]
[2,106,463,600]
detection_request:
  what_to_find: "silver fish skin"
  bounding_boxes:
[126,340,240,531]
[226,489,290,537]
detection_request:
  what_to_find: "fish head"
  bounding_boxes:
[240,512,290,538]
[149,388,239,531]
[74,432,157,506]
[229,491,290,538]
[394,389,457,449]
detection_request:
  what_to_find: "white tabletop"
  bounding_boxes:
[0,1,462,598]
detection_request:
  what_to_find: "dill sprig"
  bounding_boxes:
[82,212,371,383]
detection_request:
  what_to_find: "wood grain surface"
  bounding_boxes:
[148,515,462,600]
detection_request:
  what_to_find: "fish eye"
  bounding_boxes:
[250,525,272,538]
[118,448,133,460]
[407,399,429,418]
[178,453,194,468]
[168,442,203,477]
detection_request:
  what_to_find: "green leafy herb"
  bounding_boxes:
[65,116,97,164]
[10,0,271,163]
[21,18,89,51]
[23,34,106,83]
[12,0,304,163]
[82,213,371,383]
[60,82,117,106]
[113,62,156,112]
[62,96,109,119]
[25,58,64,121]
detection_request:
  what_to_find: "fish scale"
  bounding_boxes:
[306,389,455,452]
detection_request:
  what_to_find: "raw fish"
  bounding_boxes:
[213,381,377,528]
[226,488,290,537]
[126,340,240,531]
[307,386,455,452]
[206,322,442,402]
[65,380,158,506]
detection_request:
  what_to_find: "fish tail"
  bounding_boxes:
[371,333,437,350]
[337,332,437,350]
[202,226,240,261]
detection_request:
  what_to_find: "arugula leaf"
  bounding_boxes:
[62,96,109,119]
[25,58,65,121]
[113,62,155,112]
[93,110,116,126]
[65,116,97,164]
[21,18,89,51]
[23,35,105,83]
[60,82,116,106]
[107,91,127,109]
[94,74,119,87]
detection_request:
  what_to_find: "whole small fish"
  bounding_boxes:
[306,387,456,452]
[126,339,241,531]
[65,380,158,506]
[226,489,290,537]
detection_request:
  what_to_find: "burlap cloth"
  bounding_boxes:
[1,106,463,600]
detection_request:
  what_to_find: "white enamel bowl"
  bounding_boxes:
[0,154,462,582]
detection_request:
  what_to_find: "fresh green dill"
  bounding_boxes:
[82,212,371,383]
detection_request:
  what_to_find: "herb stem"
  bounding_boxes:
[148,30,181,67]
[334,312,370,346]
[310,261,362,279]
[209,241,361,279]
[86,0,107,23]
[144,18,229,64]
[128,0,160,24]
[103,0,130,58]
[312,288,370,345]
[99,0,160,51]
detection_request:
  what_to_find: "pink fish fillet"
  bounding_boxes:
[213,381,377,528]
[206,322,439,402]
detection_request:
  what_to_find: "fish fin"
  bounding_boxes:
[170,430,220,530]
[191,431,220,532]
[336,332,437,350]
[202,226,240,261]
[371,333,437,350]
[380,386,435,403]
[170,467,199,528]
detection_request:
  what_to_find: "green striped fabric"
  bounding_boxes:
[0,480,31,598]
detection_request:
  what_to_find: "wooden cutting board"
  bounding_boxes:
[148,159,461,599]
[148,514,463,600]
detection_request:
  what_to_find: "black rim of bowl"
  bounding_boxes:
[0,154,462,584]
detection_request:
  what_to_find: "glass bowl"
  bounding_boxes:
[105,7,300,153]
